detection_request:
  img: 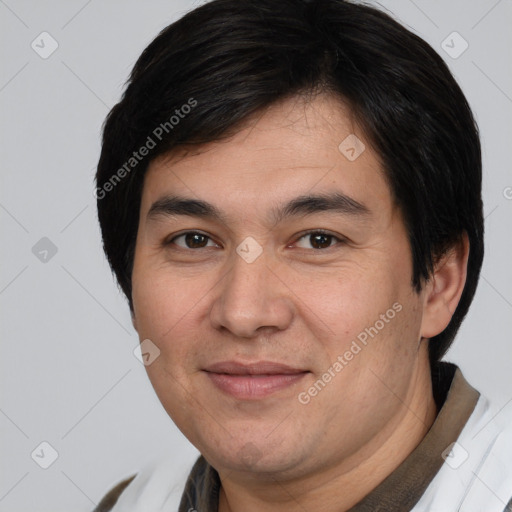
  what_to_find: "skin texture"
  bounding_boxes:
[131,94,469,512]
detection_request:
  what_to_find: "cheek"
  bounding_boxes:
[131,272,205,397]
[135,277,203,420]
[132,261,202,340]
[300,263,421,394]
[304,273,400,345]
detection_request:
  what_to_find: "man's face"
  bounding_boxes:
[131,94,430,478]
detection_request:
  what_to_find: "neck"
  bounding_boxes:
[218,355,437,512]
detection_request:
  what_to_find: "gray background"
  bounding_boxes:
[0,0,511,510]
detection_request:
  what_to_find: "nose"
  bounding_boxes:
[209,248,294,339]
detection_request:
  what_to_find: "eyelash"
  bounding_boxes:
[165,229,346,251]
[293,229,347,250]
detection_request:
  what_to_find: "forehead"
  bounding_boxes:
[140,94,392,221]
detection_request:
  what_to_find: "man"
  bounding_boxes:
[93,0,512,510]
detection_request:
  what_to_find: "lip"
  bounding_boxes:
[203,360,309,399]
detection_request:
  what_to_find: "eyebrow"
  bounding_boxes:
[274,192,370,223]
[146,192,370,225]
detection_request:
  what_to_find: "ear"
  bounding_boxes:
[420,233,470,339]
[131,310,138,332]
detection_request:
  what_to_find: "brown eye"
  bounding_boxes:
[309,233,333,249]
[294,231,344,250]
[170,232,216,249]
[185,233,208,248]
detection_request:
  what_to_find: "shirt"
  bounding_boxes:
[94,362,512,511]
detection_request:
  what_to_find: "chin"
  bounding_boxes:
[203,436,305,477]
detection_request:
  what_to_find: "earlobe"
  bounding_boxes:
[420,233,470,339]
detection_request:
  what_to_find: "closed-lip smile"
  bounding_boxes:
[203,360,309,399]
